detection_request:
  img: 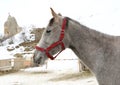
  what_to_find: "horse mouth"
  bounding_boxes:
[33,63,40,67]
[33,57,42,67]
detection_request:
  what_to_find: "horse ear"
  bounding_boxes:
[50,8,62,23]
[58,13,62,16]
[50,8,58,18]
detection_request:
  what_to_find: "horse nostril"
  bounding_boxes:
[37,61,40,64]
[40,56,42,59]
[38,57,42,62]
[35,56,42,64]
[33,54,43,65]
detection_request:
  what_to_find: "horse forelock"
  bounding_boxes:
[48,18,54,26]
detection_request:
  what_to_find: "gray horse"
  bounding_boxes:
[33,8,120,85]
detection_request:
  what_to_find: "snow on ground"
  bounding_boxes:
[0,57,98,85]
[0,67,98,85]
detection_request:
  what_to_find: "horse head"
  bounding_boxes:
[33,8,70,66]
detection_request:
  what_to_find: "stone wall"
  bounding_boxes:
[31,28,44,41]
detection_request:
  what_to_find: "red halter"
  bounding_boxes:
[35,18,67,60]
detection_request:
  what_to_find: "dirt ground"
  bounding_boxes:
[0,67,98,85]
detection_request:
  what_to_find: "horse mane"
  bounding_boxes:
[65,16,118,46]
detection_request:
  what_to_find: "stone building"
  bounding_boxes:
[4,14,21,37]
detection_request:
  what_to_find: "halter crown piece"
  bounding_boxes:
[35,18,67,60]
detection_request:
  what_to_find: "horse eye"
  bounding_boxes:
[46,30,51,33]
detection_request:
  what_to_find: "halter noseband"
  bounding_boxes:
[35,18,67,60]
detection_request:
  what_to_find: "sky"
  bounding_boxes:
[1,0,120,35]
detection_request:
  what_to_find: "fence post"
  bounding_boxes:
[13,58,24,71]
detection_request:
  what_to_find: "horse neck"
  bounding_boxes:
[67,20,115,71]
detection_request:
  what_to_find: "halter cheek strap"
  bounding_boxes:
[35,18,67,60]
